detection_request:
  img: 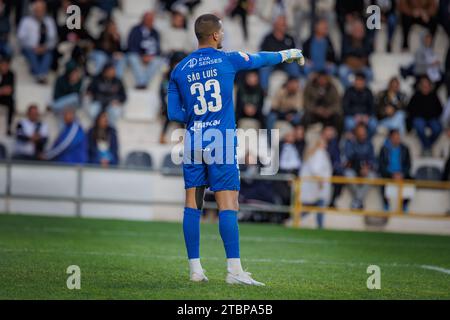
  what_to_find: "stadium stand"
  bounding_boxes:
[125,150,153,169]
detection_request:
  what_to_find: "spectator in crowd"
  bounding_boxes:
[376,77,408,135]
[86,63,127,127]
[343,123,377,209]
[399,0,438,51]
[444,42,450,97]
[300,138,332,229]
[259,15,300,92]
[43,108,87,164]
[335,0,365,38]
[52,61,82,114]
[87,111,119,167]
[0,55,14,136]
[267,77,303,132]
[302,19,337,76]
[90,19,126,79]
[226,0,254,40]
[442,97,450,127]
[438,0,450,36]
[127,11,164,90]
[17,0,57,84]
[159,52,186,144]
[0,0,11,57]
[400,32,443,85]
[378,0,398,52]
[235,71,265,129]
[13,104,48,161]
[343,73,377,138]
[279,126,304,175]
[378,129,412,211]
[161,5,194,55]
[322,125,344,208]
[303,71,341,131]
[407,76,443,155]
[338,19,373,88]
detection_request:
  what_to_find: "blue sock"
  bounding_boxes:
[183,207,201,259]
[218,210,240,258]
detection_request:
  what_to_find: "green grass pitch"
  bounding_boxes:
[0,214,449,299]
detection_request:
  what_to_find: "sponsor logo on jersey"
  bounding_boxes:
[181,58,198,70]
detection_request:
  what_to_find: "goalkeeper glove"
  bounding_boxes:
[279,49,305,66]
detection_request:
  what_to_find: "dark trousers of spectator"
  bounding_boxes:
[401,14,438,49]
[412,117,442,152]
[230,4,248,40]
[22,49,53,78]
[302,112,343,134]
[0,97,15,135]
[380,185,410,212]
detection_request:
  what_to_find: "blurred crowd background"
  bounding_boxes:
[0,0,449,225]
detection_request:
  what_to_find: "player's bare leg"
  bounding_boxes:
[215,190,265,286]
[184,186,208,282]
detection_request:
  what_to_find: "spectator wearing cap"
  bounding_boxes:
[43,108,87,164]
[13,105,48,161]
[127,11,165,90]
[52,62,82,114]
[17,0,57,84]
[378,129,412,211]
[343,72,377,138]
[161,5,194,56]
[86,63,127,127]
[0,55,14,135]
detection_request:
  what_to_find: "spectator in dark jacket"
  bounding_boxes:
[338,19,374,88]
[88,111,118,167]
[343,73,377,138]
[303,71,342,131]
[86,63,127,127]
[127,11,164,89]
[407,76,443,155]
[343,123,377,209]
[235,71,265,129]
[259,15,300,92]
[43,108,87,164]
[0,55,14,135]
[52,62,82,114]
[90,19,126,78]
[302,19,337,76]
[378,129,412,211]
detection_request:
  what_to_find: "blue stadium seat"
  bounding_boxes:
[124,151,153,169]
[161,153,183,176]
[415,165,443,181]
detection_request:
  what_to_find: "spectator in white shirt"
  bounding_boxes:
[17,0,57,84]
[13,104,49,161]
[161,5,194,55]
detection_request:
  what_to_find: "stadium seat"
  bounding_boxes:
[16,84,52,114]
[415,165,443,181]
[0,143,7,160]
[161,153,183,176]
[125,151,153,169]
[123,89,160,121]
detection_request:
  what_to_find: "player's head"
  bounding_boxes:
[194,14,224,49]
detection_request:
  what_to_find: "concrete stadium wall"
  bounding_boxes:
[0,163,449,235]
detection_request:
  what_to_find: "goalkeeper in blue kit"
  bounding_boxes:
[168,14,304,285]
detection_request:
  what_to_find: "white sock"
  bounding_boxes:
[189,258,203,275]
[227,258,244,274]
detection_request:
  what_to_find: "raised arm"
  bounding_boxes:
[227,49,305,72]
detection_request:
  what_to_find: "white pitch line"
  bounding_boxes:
[420,265,450,275]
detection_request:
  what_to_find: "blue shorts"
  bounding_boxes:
[183,146,240,192]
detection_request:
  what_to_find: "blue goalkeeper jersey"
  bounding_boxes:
[168,47,282,150]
